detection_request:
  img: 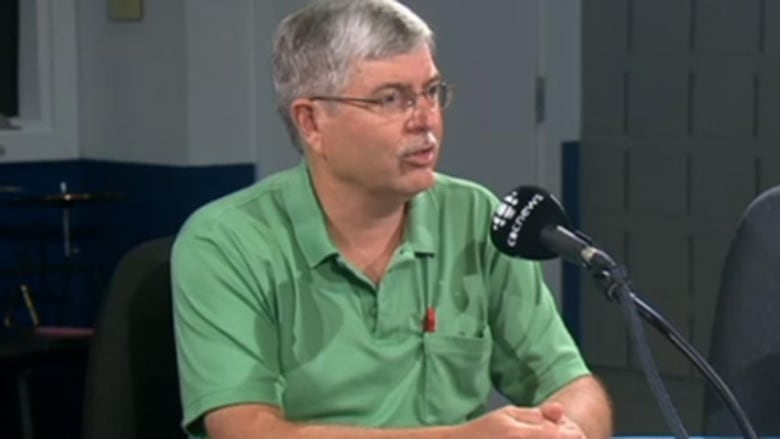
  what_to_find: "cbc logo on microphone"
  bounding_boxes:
[493,191,519,230]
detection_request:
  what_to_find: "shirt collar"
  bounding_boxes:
[283,161,439,267]
[283,160,338,268]
[404,187,437,256]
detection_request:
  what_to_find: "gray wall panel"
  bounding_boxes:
[583,59,626,136]
[690,227,732,363]
[579,213,629,369]
[693,62,756,138]
[628,148,688,216]
[763,0,780,53]
[690,152,755,222]
[581,144,626,212]
[627,224,691,376]
[757,66,780,138]
[628,61,689,136]
[599,369,704,434]
[582,0,774,433]
[632,0,692,54]
[583,0,629,56]
[759,152,780,191]
[694,0,761,53]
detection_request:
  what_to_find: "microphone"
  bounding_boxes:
[489,185,614,271]
[489,185,759,439]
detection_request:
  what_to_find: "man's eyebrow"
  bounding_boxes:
[366,75,443,95]
[366,82,407,95]
[424,74,443,86]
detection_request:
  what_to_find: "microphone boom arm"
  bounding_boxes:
[593,267,759,439]
[487,185,758,437]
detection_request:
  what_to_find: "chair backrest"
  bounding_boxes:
[82,236,184,439]
[703,186,780,436]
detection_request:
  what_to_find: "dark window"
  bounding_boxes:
[0,0,19,117]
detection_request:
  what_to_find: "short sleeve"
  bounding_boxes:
[487,250,590,406]
[172,224,283,435]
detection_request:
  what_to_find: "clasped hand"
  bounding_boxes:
[458,402,586,439]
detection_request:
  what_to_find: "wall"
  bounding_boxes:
[581,0,780,433]
[79,0,257,166]
[78,0,187,165]
[185,0,256,166]
[0,0,256,328]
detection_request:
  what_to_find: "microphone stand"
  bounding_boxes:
[590,259,759,439]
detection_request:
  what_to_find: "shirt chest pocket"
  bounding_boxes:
[421,275,493,424]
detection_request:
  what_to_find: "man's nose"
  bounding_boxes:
[407,97,437,128]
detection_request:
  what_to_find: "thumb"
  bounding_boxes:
[540,401,566,423]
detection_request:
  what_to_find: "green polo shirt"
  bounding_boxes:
[172,161,589,437]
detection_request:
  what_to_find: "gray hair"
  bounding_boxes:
[272,0,435,150]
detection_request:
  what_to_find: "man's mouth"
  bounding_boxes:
[402,145,436,166]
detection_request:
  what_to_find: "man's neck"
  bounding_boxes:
[311,170,409,283]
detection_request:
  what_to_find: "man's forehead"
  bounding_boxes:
[346,48,439,90]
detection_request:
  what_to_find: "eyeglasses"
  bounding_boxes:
[309,82,454,117]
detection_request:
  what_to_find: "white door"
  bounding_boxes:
[405,0,542,195]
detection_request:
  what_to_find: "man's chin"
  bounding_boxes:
[402,171,437,195]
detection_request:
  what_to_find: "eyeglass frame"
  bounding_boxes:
[308,81,454,116]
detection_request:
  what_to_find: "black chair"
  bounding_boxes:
[81,237,184,439]
[703,186,780,436]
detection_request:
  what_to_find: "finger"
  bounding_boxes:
[558,418,587,439]
[561,425,587,439]
[539,401,566,423]
[502,406,545,424]
[560,429,586,439]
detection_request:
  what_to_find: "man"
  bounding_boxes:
[172,1,612,438]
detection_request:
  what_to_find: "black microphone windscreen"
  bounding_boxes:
[490,185,572,260]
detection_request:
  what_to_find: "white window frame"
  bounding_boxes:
[0,0,78,162]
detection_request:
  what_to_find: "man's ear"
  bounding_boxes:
[290,99,325,153]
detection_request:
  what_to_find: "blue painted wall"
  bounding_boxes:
[0,160,254,327]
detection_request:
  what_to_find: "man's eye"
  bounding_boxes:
[376,90,401,106]
[425,84,441,98]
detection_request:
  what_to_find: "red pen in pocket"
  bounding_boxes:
[424,307,437,333]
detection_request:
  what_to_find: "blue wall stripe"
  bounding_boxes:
[561,141,582,343]
[0,159,255,327]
